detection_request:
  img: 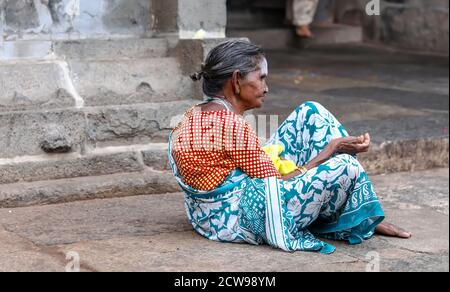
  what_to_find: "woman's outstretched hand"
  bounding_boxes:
[330,133,371,155]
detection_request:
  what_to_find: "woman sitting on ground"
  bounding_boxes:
[168,40,411,254]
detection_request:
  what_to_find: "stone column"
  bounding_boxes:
[152,0,227,39]
[0,0,4,45]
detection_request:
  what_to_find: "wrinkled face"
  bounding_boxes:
[238,57,269,109]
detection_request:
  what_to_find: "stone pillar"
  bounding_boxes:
[380,0,449,54]
[0,0,152,40]
[0,0,4,45]
[152,0,227,39]
[334,0,449,54]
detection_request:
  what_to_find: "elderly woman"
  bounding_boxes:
[168,41,410,254]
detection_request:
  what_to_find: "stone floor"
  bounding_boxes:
[257,43,449,145]
[0,168,448,272]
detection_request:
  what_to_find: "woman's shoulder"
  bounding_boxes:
[175,105,239,130]
[197,102,227,113]
[186,105,238,119]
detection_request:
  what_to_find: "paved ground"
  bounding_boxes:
[0,168,448,272]
[258,44,449,144]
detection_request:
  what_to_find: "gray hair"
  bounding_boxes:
[191,40,265,97]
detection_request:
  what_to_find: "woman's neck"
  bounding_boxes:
[216,91,246,115]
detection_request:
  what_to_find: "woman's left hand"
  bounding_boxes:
[337,133,371,154]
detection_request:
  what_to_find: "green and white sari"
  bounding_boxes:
[168,101,385,254]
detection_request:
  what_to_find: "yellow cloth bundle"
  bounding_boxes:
[262,144,298,176]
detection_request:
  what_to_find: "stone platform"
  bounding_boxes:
[0,168,447,272]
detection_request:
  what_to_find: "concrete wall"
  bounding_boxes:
[335,0,449,54]
[0,0,152,40]
[380,0,449,54]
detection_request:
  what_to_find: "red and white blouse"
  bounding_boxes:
[171,107,281,191]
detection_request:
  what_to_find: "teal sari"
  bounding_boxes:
[169,101,384,254]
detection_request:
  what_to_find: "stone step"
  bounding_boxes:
[0,109,86,158]
[0,61,79,112]
[0,136,447,208]
[0,58,197,111]
[2,127,446,185]
[0,170,181,209]
[54,38,171,60]
[0,100,197,158]
[83,101,194,146]
[227,24,363,50]
[299,23,363,47]
[69,57,198,106]
[0,144,170,185]
[227,28,296,50]
[0,40,54,60]
[0,38,170,61]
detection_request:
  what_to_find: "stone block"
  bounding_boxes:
[0,109,85,158]
[85,100,197,147]
[0,62,76,112]
[40,124,75,154]
[0,40,53,60]
[0,152,142,184]
[0,170,180,208]
[381,4,449,53]
[69,58,196,106]
[53,38,169,60]
[142,148,170,171]
[4,0,39,31]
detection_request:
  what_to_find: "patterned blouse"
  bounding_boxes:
[171,107,281,191]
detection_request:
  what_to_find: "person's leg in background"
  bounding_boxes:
[286,0,320,38]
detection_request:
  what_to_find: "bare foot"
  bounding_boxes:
[376,222,412,239]
[296,25,313,38]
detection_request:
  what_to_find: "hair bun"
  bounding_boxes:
[190,71,204,81]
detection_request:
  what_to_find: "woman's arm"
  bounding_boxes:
[227,119,282,179]
[281,146,334,181]
[281,134,371,181]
